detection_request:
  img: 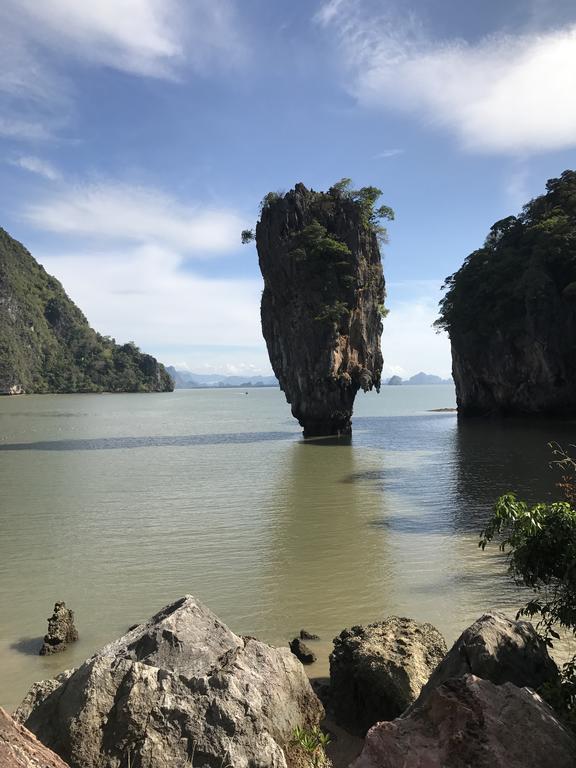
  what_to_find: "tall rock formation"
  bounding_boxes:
[436,170,576,415]
[0,227,173,394]
[253,181,390,436]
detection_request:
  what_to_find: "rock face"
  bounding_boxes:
[256,183,386,436]
[39,602,79,656]
[17,595,323,768]
[436,170,576,415]
[0,707,70,768]
[329,617,446,734]
[0,226,173,394]
[353,674,576,768]
[289,637,317,665]
[415,612,558,709]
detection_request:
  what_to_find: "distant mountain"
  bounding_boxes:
[407,372,452,385]
[0,227,173,394]
[385,372,452,386]
[166,367,278,389]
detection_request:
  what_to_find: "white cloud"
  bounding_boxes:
[383,282,452,378]
[374,148,404,159]
[23,182,247,254]
[316,0,576,154]
[39,244,264,352]
[0,0,244,142]
[10,155,61,181]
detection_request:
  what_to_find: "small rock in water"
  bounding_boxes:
[39,602,78,656]
[290,637,317,664]
[300,629,320,641]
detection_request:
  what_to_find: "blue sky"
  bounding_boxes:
[1,0,575,377]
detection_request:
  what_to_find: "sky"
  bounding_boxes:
[1,0,575,378]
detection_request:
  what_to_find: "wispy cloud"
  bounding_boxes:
[9,155,61,180]
[374,148,404,159]
[316,0,576,154]
[23,182,248,255]
[0,0,245,142]
[39,244,263,350]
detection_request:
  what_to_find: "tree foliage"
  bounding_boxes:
[0,228,173,393]
[435,169,576,336]
[480,442,576,723]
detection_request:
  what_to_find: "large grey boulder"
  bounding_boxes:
[353,674,576,768]
[0,707,70,768]
[17,595,324,768]
[329,617,446,734]
[415,611,558,709]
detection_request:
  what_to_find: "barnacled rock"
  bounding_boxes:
[256,183,386,437]
[0,707,70,768]
[39,602,78,655]
[300,629,320,641]
[290,637,317,664]
[330,616,446,734]
[352,674,576,768]
[19,595,324,768]
[414,611,558,710]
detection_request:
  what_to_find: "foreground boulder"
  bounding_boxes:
[39,601,78,655]
[18,595,323,768]
[0,707,70,768]
[415,611,557,709]
[330,617,446,733]
[254,181,389,437]
[353,674,576,768]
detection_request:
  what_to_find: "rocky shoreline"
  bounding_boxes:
[4,596,576,767]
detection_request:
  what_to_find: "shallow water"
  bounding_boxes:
[1,385,574,710]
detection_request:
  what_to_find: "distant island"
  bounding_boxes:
[167,367,452,389]
[0,227,173,394]
[166,367,279,389]
[386,372,453,386]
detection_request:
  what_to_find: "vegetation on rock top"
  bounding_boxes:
[0,227,173,394]
[435,169,576,337]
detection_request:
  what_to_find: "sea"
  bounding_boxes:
[1,385,574,710]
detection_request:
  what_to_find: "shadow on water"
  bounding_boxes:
[10,637,43,655]
[0,431,296,452]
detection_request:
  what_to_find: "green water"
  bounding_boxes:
[1,386,574,710]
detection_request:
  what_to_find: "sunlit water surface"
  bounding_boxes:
[1,386,575,710]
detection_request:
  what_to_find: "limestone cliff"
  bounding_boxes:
[436,170,576,416]
[254,181,389,436]
[0,227,173,394]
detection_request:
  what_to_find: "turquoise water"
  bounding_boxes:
[1,385,573,710]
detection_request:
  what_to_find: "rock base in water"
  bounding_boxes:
[39,602,78,656]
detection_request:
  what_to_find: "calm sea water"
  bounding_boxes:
[1,385,575,710]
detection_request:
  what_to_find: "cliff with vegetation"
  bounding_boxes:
[436,170,576,415]
[0,227,173,394]
[245,180,391,436]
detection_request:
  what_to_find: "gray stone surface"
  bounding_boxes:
[415,611,558,709]
[329,616,446,733]
[19,595,324,768]
[353,674,576,768]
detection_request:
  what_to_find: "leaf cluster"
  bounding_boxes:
[480,442,576,726]
[292,726,330,768]
[0,228,173,393]
[436,169,576,336]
